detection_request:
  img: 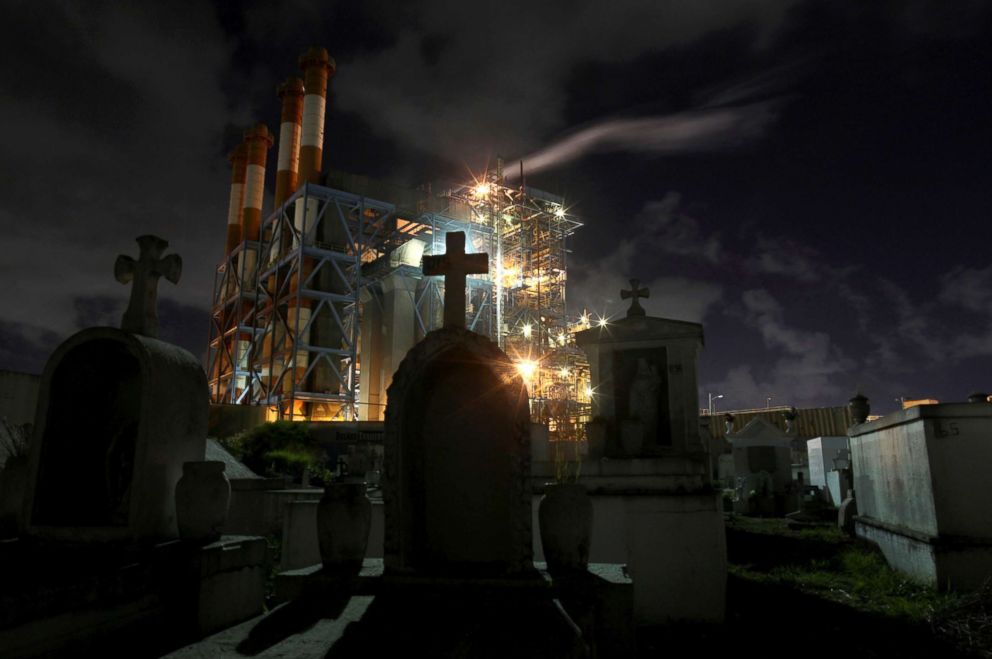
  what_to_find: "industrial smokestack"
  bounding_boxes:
[225,144,247,255]
[274,78,305,208]
[297,47,335,185]
[242,123,274,243]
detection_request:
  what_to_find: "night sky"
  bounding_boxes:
[2,1,990,415]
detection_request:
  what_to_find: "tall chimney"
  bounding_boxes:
[225,144,247,255]
[274,78,306,207]
[242,123,274,242]
[297,47,335,185]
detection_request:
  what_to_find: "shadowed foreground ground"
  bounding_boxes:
[640,517,989,659]
[159,517,989,658]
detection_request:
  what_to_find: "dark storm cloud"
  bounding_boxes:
[0,321,60,376]
[2,0,990,413]
[573,186,992,411]
[0,0,799,371]
[332,0,799,165]
[0,1,239,364]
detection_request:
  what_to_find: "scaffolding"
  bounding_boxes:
[439,162,590,436]
[207,166,589,431]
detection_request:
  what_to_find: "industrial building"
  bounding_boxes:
[206,47,590,437]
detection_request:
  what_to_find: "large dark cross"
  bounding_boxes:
[114,235,182,338]
[422,232,488,329]
[621,278,649,318]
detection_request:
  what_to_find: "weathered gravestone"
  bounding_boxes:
[263,233,630,658]
[577,279,705,458]
[728,417,794,516]
[25,236,204,540]
[567,280,726,625]
[1,237,266,657]
[386,231,533,574]
[383,327,532,575]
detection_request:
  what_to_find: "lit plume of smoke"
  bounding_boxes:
[505,100,780,178]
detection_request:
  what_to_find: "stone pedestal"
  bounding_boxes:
[531,458,725,625]
[0,535,267,657]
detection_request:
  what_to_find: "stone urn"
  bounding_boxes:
[316,478,372,576]
[538,483,593,576]
[848,393,870,425]
[175,460,230,543]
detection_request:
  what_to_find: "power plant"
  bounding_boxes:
[206,47,590,439]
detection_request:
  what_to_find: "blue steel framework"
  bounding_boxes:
[207,170,586,430]
[207,182,496,420]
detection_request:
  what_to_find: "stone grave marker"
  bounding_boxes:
[728,417,794,515]
[2,236,267,656]
[384,234,531,574]
[24,236,206,541]
[575,279,705,457]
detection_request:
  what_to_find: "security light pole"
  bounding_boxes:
[708,393,724,415]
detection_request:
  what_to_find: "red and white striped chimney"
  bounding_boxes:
[274,78,306,208]
[225,143,247,255]
[242,123,274,243]
[297,47,335,185]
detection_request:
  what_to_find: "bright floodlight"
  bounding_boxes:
[597,316,608,328]
[474,182,491,197]
[522,323,533,338]
[516,359,537,380]
[554,206,565,218]
[585,386,594,397]
[559,367,570,379]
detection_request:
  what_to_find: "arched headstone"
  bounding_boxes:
[383,327,531,576]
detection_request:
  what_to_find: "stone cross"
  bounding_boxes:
[620,278,649,317]
[422,231,488,329]
[114,235,182,338]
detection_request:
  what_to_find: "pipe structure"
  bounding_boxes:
[297,47,335,185]
[225,144,247,255]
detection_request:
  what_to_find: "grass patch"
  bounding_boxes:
[733,547,958,621]
[727,516,991,657]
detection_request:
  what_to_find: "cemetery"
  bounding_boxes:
[1,230,989,658]
[2,23,992,659]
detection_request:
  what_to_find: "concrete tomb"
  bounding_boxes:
[383,326,532,575]
[0,237,266,657]
[562,280,726,625]
[576,279,706,459]
[850,402,992,590]
[807,436,850,505]
[264,233,632,658]
[728,417,795,516]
